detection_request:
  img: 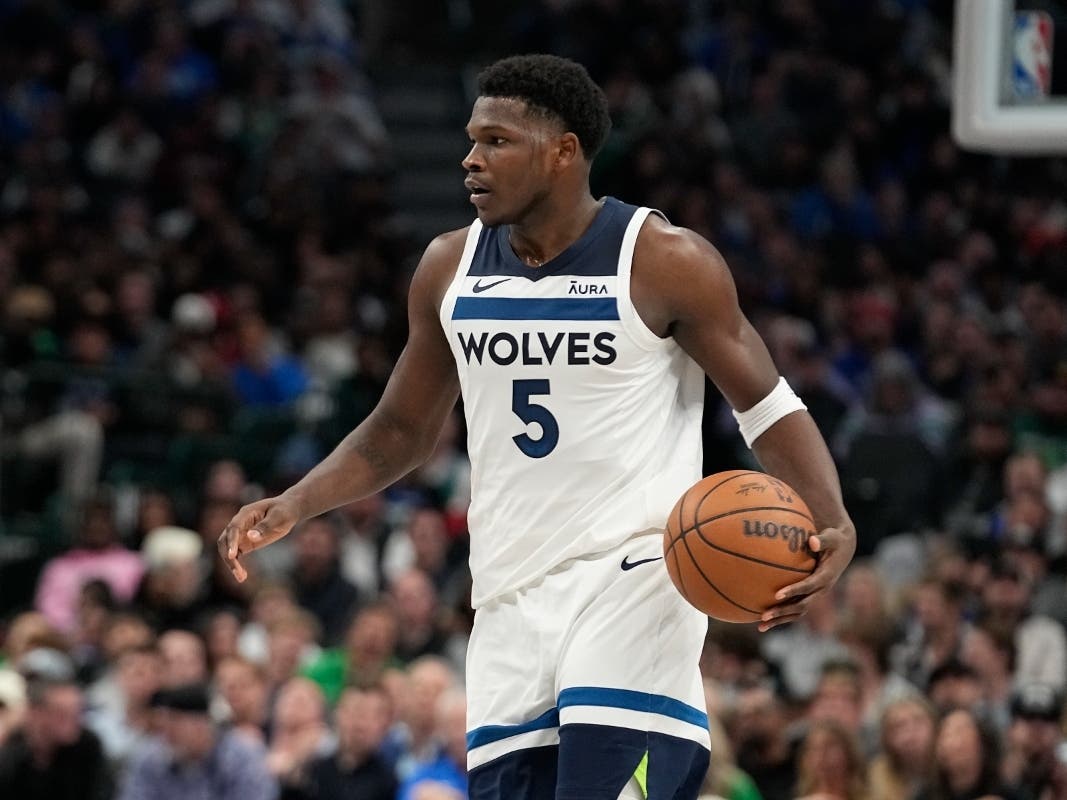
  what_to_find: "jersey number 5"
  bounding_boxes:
[512,379,559,458]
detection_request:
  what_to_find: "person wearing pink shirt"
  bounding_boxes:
[34,495,144,634]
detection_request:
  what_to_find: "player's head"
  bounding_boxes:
[463,54,611,226]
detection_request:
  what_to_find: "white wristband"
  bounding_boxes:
[732,377,807,448]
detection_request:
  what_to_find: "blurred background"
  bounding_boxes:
[3,1,1067,799]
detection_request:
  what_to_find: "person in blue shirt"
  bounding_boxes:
[398,688,468,800]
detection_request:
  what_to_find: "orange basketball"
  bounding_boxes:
[663,470,818,623]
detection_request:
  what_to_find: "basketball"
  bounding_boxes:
[664,470,818,623]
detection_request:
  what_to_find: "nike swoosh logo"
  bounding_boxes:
[620,556,663,571]
[472,277,511,293]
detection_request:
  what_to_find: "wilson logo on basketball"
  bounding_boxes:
[741,520,812,553]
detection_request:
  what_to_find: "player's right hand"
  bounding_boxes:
[217,496,301,582]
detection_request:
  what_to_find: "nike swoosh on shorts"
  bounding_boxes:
[620,556,664,571]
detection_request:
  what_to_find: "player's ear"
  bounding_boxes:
[554,132,581,169]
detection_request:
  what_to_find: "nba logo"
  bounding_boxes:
[1013,11,1054,100]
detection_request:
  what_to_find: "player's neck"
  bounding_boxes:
[508,191,602,268]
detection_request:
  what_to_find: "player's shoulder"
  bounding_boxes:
[422,225,474,272]
[629,213,738,332]
[633,213,730,281]
[411,225,474,305]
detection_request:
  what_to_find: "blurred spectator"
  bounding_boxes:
[204,608,242,668]
[383,506,466,603]
[838,620,919,752]
[85,109,162,186]
[17,645,78,684]
[925,660,983,717]
[917,708,1010,800]
[130,489,177,548]
[867,696,937,800]
[389,568,449,664]
[231,313,310,408]
[794,719,867,800]
[85,643,163,765]
[284,56,388,176]
[1001,684,1065,800]
[835,351,947,553]
[202,459,252,505]
[0,670,26,747]
[944,407,1015,535]
[118,683,276,800]
[129,15,219,107]
[158,629,209,688]
[767,315,854,443]
[214,656,270,743]
[699,712,762,800]
[302,684,397,800]
[290,514,361,646]
[265,608,322,697]
[894,578,968,690]
[96,614,155,679]
[410,784,465,800]
[0,677,113,800]
[296,283,358,389]
[385,656,457,781]
[701,624,774,709]
[338,493,393,597]
[137,526,210,630]
[70,579,119,682]
[808,660,864,741]
[732,684,798,800]
[237,581,300,665]
[2,612,68,668]
[112,269,168,368]
[959,623,1015,732]
[303,601,399,705]
[980,562,1067,692]
[409,410,472,533]
[397,688,467,800]
[762,591,848,701]
[35,494,143,634]
[9,407,105,529]
[266,678,334,793]
[838,563,894,631]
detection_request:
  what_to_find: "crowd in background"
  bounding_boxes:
[2,0,1067,798]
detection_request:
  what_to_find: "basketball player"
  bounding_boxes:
[219,55,855,800]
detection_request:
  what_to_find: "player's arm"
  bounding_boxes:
[218,230,465,581]
[632,217,856,631]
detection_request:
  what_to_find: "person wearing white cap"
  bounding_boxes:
[138,526,209,631]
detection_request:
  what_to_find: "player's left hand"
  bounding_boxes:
[758,524,856,633]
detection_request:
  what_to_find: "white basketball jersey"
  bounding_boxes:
[439,198,705,607]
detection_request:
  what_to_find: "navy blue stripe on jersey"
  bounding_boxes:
[467,197,639,279]
[467,707,561,750]
[452,297,619,321]
[557,687,709,729]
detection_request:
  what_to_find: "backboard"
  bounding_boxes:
[953,0,1067,153]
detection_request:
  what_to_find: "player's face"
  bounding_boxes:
[462,96,564,226]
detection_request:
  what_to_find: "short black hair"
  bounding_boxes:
[477,54,611,160]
